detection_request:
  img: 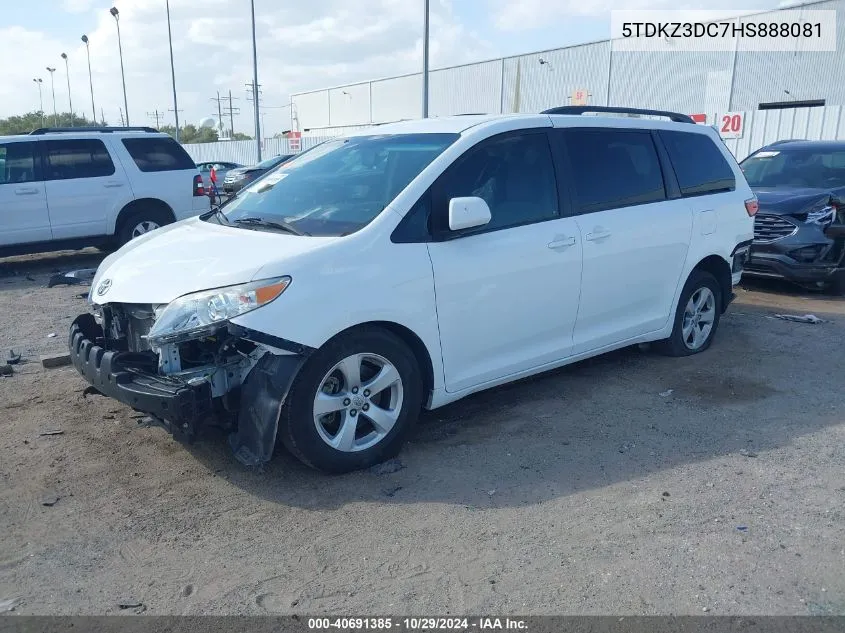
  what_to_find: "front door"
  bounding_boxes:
[426,130,583,393]
[0,140,50,246]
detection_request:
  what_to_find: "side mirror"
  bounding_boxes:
[448,196,492,231]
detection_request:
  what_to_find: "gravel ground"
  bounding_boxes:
[0,249,844,616]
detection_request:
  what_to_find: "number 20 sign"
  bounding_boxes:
[719,112,745,139]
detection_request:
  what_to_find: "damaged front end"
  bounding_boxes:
[747,191,845,287]
[68,297,311,466]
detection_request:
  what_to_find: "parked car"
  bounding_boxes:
[0,126,209,256]
[69,107,754,473]
[196,161,242,193]
[740,140,845,293]
[222,154,294,194]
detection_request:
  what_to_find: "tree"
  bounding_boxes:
[160,124,219,144]
[231,132,253,141]
[0,111,105,135]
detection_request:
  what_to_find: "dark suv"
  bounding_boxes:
[740,140,845,293]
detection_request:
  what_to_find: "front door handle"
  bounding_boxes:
[585,229,612,242]
[104,181,124,188]
[548,236,577,249]
[14,187,39,195]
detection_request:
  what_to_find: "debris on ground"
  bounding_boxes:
[736,526,748,532]
[773,314,825,324]
[739,449,758,458]
[0,597,23,612]
[82,386,104,399]
[41,353,71,369]
[41,494,60,507]
[0,365,13,377]
[659,389,674,397]
[369,459,405,475]
[47,268,97,288]
[46,333,57,338]
[117,601,146,613]
[39,429,64,436]
[488,489,497,496]
[662,491,671,497]
[382,486,403,498]
[6,350,21,365]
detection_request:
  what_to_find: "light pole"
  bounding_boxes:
[33,78,44,126]
[60,53,74,125]
[46,67,58,125]
[250,0,261,161]
[110,7,129,126]
[422,0,429,118]
[81,35,97,124]
[165,0,180,141]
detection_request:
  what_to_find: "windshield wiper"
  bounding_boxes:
[233,216,310,236]
[212,206,232,226]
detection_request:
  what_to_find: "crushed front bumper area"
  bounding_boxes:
[69,312,310,466]
[746,223,845,285]
[69,314,213,441]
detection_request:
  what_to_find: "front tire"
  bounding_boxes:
[278,327,423,473]
[656,270,722,357]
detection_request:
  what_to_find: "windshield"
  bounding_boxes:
[220,133,458,237]
[741,148,845,189]
[256,155,287,170]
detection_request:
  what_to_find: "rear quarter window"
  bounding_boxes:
[122,137,196,172]
[659,130,736,197]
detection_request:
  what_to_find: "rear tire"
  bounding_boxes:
[655,270,722,357]
[116,206,173,246]
[278,327,423,474]
[827,270,845,296]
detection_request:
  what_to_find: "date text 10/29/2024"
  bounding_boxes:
[307,618,528,631]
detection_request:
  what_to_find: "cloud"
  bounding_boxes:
[492,0,786,31]
[62,0,96,13]
[2,0,492,136]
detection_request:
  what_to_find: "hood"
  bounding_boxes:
[91,217,337,305]
[224,167,257,178]
[753,187,839,216]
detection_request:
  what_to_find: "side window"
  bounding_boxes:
[559,128,665,214]
[121,137,196,172]
[45,139,115,180]
[0,142,39,185]
[437,132,558,233]
[659,130,736,196]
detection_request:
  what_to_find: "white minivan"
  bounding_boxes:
[69,107,756,473]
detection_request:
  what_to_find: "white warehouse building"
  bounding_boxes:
[285,0,845,160]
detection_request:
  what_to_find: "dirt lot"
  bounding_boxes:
[1,250,844,616]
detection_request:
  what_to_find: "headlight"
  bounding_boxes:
[235,173,249,181]
[146,277,291,345]
[807,205,836,226]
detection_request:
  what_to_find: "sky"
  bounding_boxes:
[2,0,792,137]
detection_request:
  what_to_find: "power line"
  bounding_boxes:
[211,91,240,138]
[146,109,164,128]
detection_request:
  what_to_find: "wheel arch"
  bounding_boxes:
[690,254,732,313]
[332,320,436,406]
[112,198,176,236]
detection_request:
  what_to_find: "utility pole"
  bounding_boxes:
[228,90,239,137]
[119,107,125,127]
[100,108,106,126]
[211,91,225,136]
[249,0,261,161]
[165,0,180,142]
[146,109,163,128]
[422,0,430,118]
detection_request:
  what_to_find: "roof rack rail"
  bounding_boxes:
[29,126,159,135]
[541,105,695,124]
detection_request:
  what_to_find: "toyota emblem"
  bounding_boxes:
[96,279,113,296]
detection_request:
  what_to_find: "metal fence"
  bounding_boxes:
[181,136,334,165]
[182,105,845,164]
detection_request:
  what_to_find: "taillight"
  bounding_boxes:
[744,197,759,217]
[193,174,205,197]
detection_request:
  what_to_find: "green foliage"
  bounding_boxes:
[0,111,106,135]
[159,124,219,144]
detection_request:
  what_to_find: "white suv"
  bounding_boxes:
[69,107,756,473]
[0,126,209,256]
